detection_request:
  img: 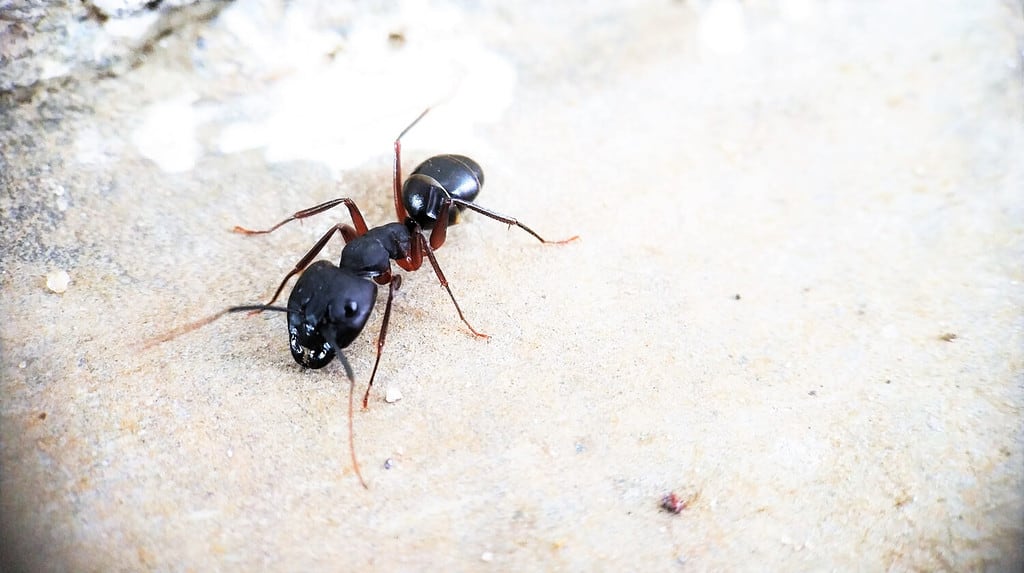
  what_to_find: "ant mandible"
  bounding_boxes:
[233,108,577,409]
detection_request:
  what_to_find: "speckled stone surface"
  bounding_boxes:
[2,1,1022,570]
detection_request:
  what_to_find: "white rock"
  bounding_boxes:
[46,270,71,294]
[384,386,403,403]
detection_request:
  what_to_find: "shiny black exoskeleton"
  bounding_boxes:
[287,222,412,369]
[287,152,480,367]
[287,260,377,369]
[403,154,483,228]
[201,108,578,489]
[232,108,576,411]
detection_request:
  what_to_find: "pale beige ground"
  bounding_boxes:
[2,1,1023,571]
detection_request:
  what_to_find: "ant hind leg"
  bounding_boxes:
[451,199,579,244]
[234,198,370,237]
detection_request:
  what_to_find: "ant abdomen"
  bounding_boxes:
[403,154,484,228]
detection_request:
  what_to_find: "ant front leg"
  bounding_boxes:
[259,223,360,308]
[234,197,370,237]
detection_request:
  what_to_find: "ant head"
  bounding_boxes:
[403,154,483,229]
[286,262,378,369]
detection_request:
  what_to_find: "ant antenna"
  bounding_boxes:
[227,306,367,488]
[142,304,369,489]
[333,351,367,489]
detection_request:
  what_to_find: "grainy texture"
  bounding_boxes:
[1,1,1022,571]
[0,0,220,92]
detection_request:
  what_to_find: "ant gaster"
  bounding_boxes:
[147,108,577,488]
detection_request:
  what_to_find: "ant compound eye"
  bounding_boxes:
[344,300,359,318]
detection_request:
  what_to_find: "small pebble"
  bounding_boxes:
[385,386,403,403]
[53,184,69,211]
[383,458,394,470]
[46,270,71,294]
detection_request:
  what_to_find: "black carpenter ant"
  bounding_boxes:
[147,108,576,487]
[232,108,576,407]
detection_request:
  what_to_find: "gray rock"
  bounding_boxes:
[0,0,221,92]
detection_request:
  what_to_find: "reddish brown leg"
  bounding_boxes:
[394,224,424,273]
[412,230,489,339]
[331,351,368,489]
[362,274,402,409]
[141,309,231,350]
[393,108,432,223]
[259,223,358,308]
[234,198,370,236]
[394,221,487,338]
[451,198,579,244]
[427,199,453,250]
[426,195,578,250]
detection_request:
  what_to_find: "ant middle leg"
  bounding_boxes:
[234,197,370,237]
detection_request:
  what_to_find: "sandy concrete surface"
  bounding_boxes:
[2,1,1022,570]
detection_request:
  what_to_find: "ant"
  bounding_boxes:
[234,108,577,405]
[147,108,577,488]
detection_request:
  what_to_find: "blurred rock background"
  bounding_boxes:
[2,1,1022,571]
